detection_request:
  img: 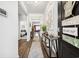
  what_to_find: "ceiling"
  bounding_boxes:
[23,1,49,13]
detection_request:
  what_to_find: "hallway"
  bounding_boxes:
[28,36,44,58]
[0,1,79,58]
[18,1,58,58]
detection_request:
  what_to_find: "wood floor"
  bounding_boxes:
[28,36,44,58]
[18,35,57,58]
[18,36,44,58]
[18,39,32,58]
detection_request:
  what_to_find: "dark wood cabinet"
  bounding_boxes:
[62,40,79,58]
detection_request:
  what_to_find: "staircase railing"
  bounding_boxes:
[41,33,59,58]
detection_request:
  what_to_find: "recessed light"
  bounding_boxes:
[35,1,38,4]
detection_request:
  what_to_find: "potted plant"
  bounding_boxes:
[42,25,46,32]
[41,24,48,36]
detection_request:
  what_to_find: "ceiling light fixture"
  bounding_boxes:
[34,1,41,6]
[35,1,38,3]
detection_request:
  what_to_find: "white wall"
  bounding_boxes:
[29,13,44,25]
[0,2,18,57]
[20,15,27,31]
[51,1,58,36]
[19,15,30,41]
[26,15,31,41]
[19,1,31,41]
[44,1,58,36]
